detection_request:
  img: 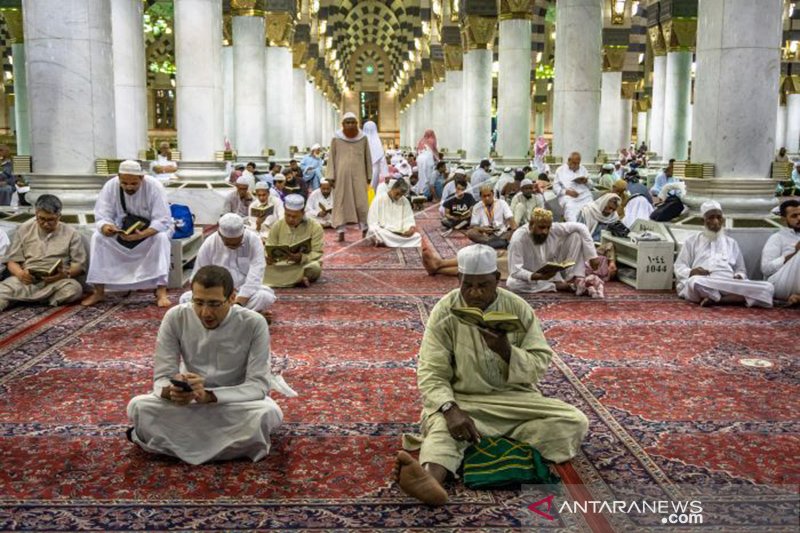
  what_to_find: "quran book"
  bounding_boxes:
[251,204,274,218]
[120,220,145,235]
[264,236,312,262]
[534,260,576,279]
[451,306,525,334]
[318,203,331,215]
[30,259,62,281]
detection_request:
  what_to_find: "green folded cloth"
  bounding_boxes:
[463,436,560,489]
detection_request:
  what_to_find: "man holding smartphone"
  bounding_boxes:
[126,265,295,464]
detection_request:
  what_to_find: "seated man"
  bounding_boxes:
[250,182,284,240]
[596,163,616,190]
[675,201,773,308]
[264,194,324,288]
[761,199,800,305]
[441,178,476,230]
[0,194,87,311]
[127,265,293,465]
[649,159,677,197]
[82,160,172,308]
[466,185,517,249]
[553,152,593,222]
[509,178,545,228]
[507,208,600,294]
[305,179,334,228]
[149,142,178,182]
[367,179,422,248]
[180,214,275,316]
[469,159,493,192]
[394,244,588,505]
[224,175,255,217]
[300,144,324,191]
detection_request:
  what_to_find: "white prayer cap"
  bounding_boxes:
[412,166,418,173]
[457,244,498,276]
[273,174,286,181]
[254,181,269,190]
[342,112,357,121]
[503,166,512,173]
[700,200,722,216]
[311,143,321,151]
[320,178,330,185]
[520,178,534,187]
[218,213,245,238]
[284,194,305,211]
[118,160,145,176]
[602,163,615,170]
[236,175,253,186]
[614,160,622,166]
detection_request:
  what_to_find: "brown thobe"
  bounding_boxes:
[326,136,372,228]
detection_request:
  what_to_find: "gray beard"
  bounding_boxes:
[702,228,724,241]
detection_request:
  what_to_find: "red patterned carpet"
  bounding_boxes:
[0,210,798,531]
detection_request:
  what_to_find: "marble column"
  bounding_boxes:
[420,91,434,135]
[110,0,147,159]
[265,45,292,159]
[432,80,448,148]
[650,54,667,156]
[688,0,782,212]
[662,50,692,160]
[637,111,648,148]
[314,88,324,145]
[11,43,29,155]
[552,0,601,160]
[497,17,532,161]
[292,68,307,150]
[23,0,116,173]
[785,93,800,153]
[535,106,546,137]
[222,45,234,147]
[463,49,493,161]
[599,72,626,153]
[174,0,223,161]
[445,69,464,154]
[775,103,786,152]
[233,15,266,156]
[304,80,315,145]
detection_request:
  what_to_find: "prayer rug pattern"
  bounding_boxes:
[0,215,797,531]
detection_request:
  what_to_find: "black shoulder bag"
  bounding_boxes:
[117,186,151,249]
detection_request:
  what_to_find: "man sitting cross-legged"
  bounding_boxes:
[761,199,800,306]
[466,185,517,249]
[393,244,588,505]
[506,207,601,294]
[367,179,422,248]
[0,194,87,311]
[263,194,324,288]
[675,201,773,308]
[305,179,334,228]
[127,265,295,465]
[179,213,276,318]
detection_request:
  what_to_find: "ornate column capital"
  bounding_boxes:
[227,0,267,17]
[783,75,800,95]
[499,0,533,21]
[603,46,627,72]
[0,9,24,44]
[443,44,463,70]
[648,25,667,56]
[265,11,295,47]
[662,18,697,53]
[292,42,307,68]
[462,15,497,50]
[621,80,638,99]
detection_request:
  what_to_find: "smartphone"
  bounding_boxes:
[169,378,193,392]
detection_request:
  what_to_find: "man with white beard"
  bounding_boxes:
[553,152,593,222]
[674,201,773,308]
[761,199,800,305]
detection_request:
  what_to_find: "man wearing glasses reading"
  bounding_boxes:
[126,265,294,464]
[0,194,87,311]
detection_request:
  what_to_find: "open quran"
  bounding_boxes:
[29,259,62,281]
[251,204,274,219]
[451,306,525,334]
[265,237,312,263]
[534,260,575,279]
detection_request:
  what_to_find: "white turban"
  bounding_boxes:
[700,200,722,216]
[520,178,534,187]
[218,213,245,238]
[457,244,498,275]
[284,194,305,211]
[342,112,357,122]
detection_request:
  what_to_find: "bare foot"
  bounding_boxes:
[156,295,172,308]
[787,294,800,307]
[299,277,311,288]
[394,451,448,506]
[699,297,712,307]
[80,292,105,307]
[421,249,441,276]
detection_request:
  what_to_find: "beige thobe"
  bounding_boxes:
[327,137,372,228]
[263,218,324,288]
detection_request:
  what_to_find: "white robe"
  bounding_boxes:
[87,175,172,291]
[469,167,493,192]
[675,232,774,308]
[179,230,275,312]
[0,228,9,275]
[249,195,284,239]
[150,154,177,182]
[761,228,800,300]
[622,195,655,228]
[507,222,596,293]
[470,199,514,235]
[414,148,436,196]
[553,163,593,222]
[367,193,422,248]
[304,188,334,227]
[127,304,292,465]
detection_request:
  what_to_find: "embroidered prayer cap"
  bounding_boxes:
[700,200,722,216]
[118,160,145,176]
[218,213,245,238]
[254,181,269,191]
[457,244,498,276]
[531,207,553,223]
[284,194,305,211]
[520,178,534,187]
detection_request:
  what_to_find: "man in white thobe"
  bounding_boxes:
[675,201,774,308]
[466,185,517,249]
[469,159,493,193]
[224,175,255,217]
[149,142,178,182]
[761,199,800,305]
[305,179,334,227]
[179,214,276,315]
[367,179,422,248]
[127,265,294,465]
[82,160,173,308]
[553,152,593,222]
[507,208,599,294]
[249,182,284,240]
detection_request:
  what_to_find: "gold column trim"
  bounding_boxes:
[223,14,233,46]
[292,42,307,68]
[663,18,697,53]
[634,97,651,113]
[499,0,533,21]
[602,46,627,72]
[784,75,800,95]
[443,43,463,71]
[1,8,24,43]
[648,25,666,57]
[431,59,445,82]
[462,15,497,50]
[265,11,295,47]
[621,81,637,99]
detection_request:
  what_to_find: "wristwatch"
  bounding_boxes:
[439,401,457,414]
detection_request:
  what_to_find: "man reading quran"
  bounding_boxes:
[393,244,588,505]
[263,194,324,288]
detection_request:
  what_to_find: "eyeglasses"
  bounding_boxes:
[191,299,227,309]
[36,215,59,224]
